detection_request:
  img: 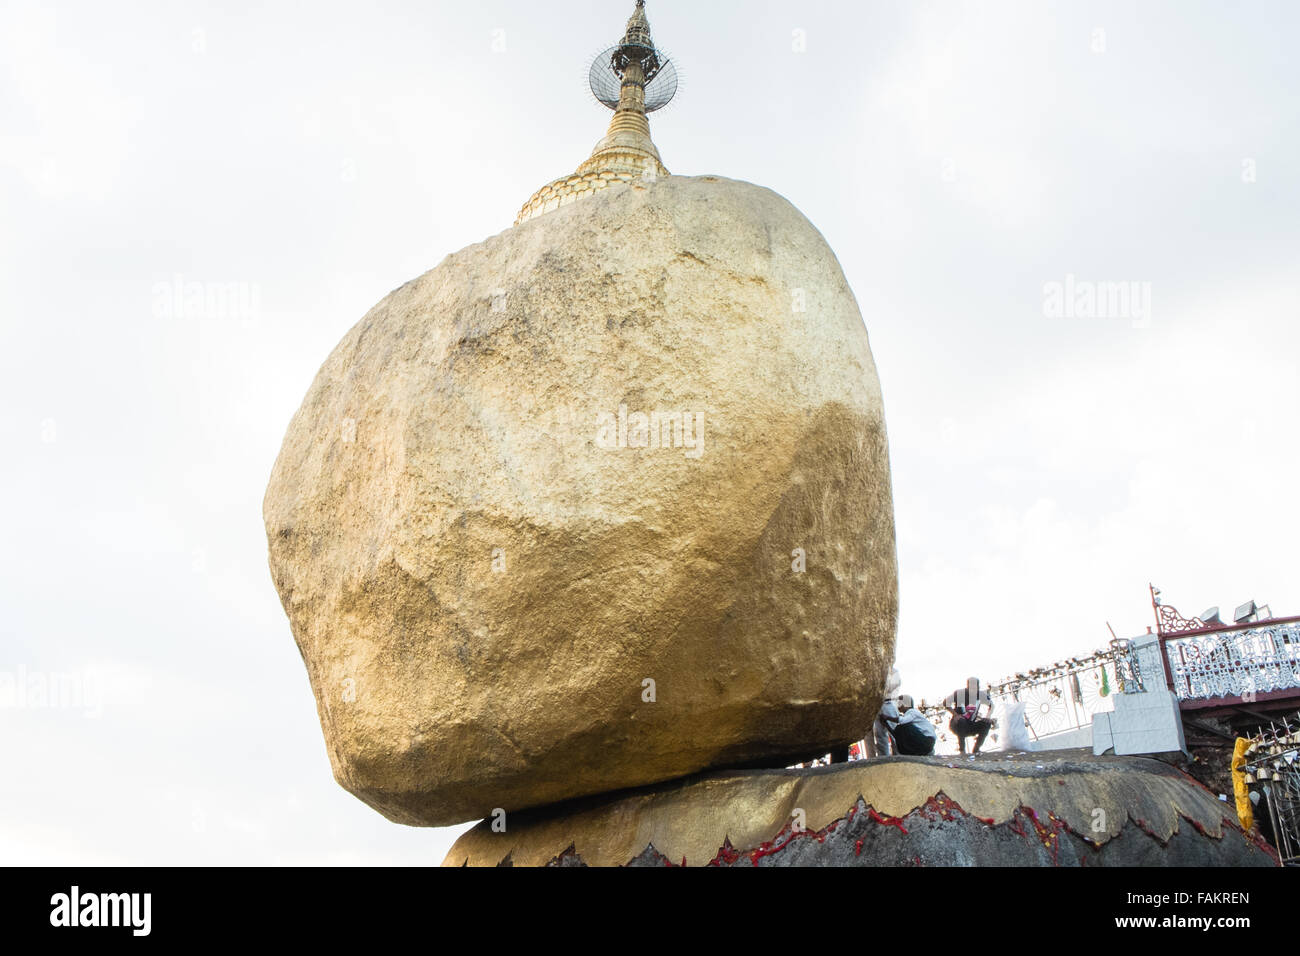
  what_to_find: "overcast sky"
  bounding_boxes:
[2,0,1297,865]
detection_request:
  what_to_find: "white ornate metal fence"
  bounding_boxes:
[1164,620,1300,704]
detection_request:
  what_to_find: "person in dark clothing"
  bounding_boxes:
[881,697,937,756]
[945,677,994,755]
[947,709,992,754]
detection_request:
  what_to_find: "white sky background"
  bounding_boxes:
[1,0,1296,864]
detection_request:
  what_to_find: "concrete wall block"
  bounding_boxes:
[1091,713,1113,755]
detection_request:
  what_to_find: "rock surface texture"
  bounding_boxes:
[442,751,1280,867]
[265,174,896,827]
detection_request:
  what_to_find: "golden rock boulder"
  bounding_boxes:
[264,174,896,827]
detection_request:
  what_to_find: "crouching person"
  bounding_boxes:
[882,694,937,756]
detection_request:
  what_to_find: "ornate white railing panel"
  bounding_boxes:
[1165,621,1300,702]
[1110,638,1148,695]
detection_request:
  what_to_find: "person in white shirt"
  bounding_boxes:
[882,694,937,756]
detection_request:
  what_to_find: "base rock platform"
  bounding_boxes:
[443,749,1278,867]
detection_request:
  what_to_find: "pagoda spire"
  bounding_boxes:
[581,0,664,173]
[515,0,672,225]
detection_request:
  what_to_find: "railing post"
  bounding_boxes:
[1159,633,1178,696]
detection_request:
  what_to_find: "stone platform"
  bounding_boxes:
[442,749,1278,867]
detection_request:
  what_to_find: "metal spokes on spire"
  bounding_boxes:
[588,0,679,113]
[589,51,678,111]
